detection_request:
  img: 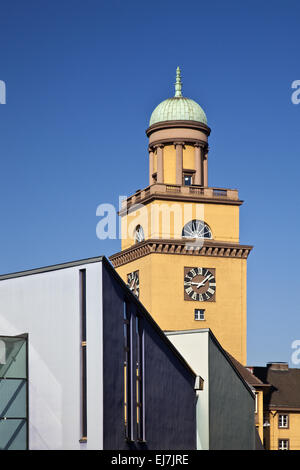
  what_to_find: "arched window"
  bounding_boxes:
[182,220,212,239]
[134,225,145,243]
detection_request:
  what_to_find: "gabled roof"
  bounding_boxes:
[252,366,300,410]
[166,328,255,398]
[225,352,266,388]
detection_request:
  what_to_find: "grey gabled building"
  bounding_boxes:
[0,256,199,450]
[166,329,256,450]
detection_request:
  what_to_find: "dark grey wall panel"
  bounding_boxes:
[142,320,196,450]
[209,338,255,450]
[102,263,125,450]
[102,262,196,450]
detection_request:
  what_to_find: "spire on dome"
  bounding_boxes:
[174,66,183,97]
[148,67,208,126]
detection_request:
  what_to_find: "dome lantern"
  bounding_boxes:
[146,68,211,188]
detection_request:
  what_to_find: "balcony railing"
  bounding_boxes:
[121,183,239,210]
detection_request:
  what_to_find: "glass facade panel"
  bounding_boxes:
[0,379,26,418]
[0,338,27,379]
[0,336,28,450]
[0,419,27,450]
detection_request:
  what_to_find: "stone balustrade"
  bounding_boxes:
[121,184,240,210]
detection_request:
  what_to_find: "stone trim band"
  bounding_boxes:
[110,239,253,268]
[146,120,211,137]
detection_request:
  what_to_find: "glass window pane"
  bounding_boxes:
[0,336,28,449]
[0,419,27,450]
[0,338,27,379]
[182,220,212,239]
[0,379,27,418]
[184,175,192,186]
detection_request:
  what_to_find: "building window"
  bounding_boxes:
[124,305,146,443]
[136,316,145,441]
[134,225,145,244]
[0,335,28,450]
[182,220,212,239]
[254,393,258,413]
[278,439,289,450]
[194,309,205,321]
[79,269,87,443]
[278,414,289,429]
[183,174,193,186]
[124,302,133,441]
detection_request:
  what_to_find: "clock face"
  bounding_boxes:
[127,270,140,298]
[184,267,216,302]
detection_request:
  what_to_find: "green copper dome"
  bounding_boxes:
[149,67,207,127]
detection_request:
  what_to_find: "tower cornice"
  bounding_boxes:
[110,239,253,268]
[146,120,211,137]
[148,137,208,149]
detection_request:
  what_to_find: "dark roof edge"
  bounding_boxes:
[209,330,256,398]
[0,256,104,281]
[268,406,300,411]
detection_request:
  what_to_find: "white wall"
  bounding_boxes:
[0,261,103,450]
[166,330,209,450]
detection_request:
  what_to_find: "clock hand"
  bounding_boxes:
[186,280,208,288]
[197,274,213,288]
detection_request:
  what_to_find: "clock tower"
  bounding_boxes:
[110,67,252,365]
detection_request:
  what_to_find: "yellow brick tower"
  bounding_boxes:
[110,67,252,365]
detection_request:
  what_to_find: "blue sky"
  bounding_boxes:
[0,0,299,366]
